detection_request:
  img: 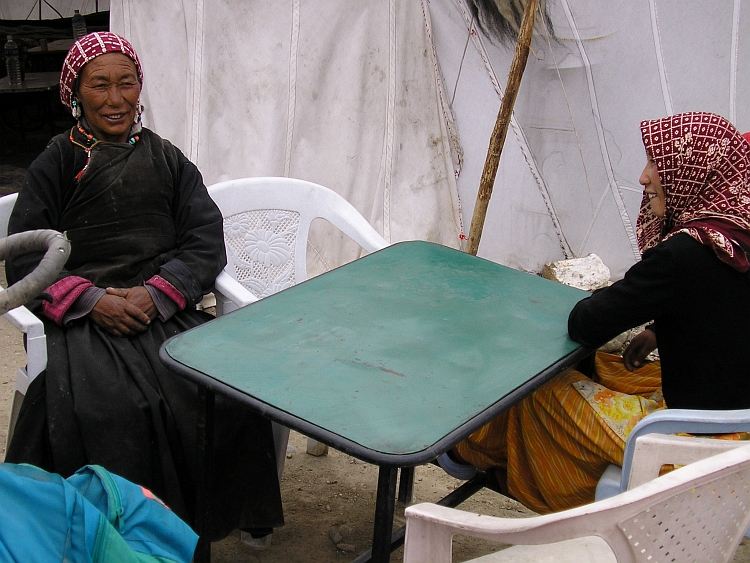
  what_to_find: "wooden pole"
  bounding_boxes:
[465,0,538,256]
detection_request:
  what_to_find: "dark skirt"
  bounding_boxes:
[5,309,284,540]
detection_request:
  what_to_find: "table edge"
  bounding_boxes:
[159,343,594,467]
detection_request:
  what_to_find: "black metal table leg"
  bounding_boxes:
[354,466,397,563]
[194,386,215,563]
[397,467,415,504]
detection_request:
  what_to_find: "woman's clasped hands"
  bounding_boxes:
[89,286,158,337]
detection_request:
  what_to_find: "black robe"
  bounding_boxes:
[5,127,284,539]
[569,233,750,410]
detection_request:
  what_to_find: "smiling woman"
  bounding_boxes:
[3,31,284,545]
[75,52,141,143]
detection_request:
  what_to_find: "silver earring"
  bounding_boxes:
[71,99,81,119]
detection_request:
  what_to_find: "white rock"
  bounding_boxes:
[541,254,611,292]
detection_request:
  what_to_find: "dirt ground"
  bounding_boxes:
[2,266,750,563]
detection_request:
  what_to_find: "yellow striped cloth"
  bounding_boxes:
[455,352,661,513]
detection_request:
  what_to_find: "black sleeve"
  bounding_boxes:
[567,241,679,347]
[5,136,76,288]
[157,150,227,305]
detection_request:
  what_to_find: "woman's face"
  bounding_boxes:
[76,53,141,143]
[639,157,666,217]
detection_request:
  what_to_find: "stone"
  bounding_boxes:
[337,543,356,552]
[307,439,329,456]
[329,529,343,544]
[541,254,611,292]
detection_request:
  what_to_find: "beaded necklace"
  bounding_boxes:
[69,122,141,181]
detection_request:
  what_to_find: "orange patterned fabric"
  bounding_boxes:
[455,353,662,514]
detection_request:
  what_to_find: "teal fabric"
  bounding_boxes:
[165,241,587,455]
[0,463,197,563]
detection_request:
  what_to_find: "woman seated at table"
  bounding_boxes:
[450,111,750,514]
[4,32,283,543]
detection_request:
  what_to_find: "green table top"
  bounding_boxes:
[162,241,589,464]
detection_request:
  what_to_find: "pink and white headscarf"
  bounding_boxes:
[637,112,750,272]
[60,32,143,112]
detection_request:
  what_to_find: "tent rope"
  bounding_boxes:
[284,0,301,178]
[559,0,640,260]
[457,0,572,258]
[420,0,466,244]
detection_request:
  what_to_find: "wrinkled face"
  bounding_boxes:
[75,53,140,143]
[639,157,666,217]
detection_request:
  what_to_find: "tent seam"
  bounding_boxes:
[382,0,396,241]
[189,0,204,163]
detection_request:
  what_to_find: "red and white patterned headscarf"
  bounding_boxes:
[60,32,143,112]
[637,112,750,272]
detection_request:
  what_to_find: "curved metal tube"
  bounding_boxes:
[0,230,71,315]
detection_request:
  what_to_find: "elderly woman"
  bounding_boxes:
[450,112,750,513]
[4,32,283,543]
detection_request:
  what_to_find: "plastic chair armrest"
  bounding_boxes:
[214,270,258,312]
[2,305,46,386]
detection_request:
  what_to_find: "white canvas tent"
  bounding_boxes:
[13,0,750,279]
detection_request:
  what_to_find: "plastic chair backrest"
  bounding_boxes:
[0,192,17,237]
[618,408,750,494]
[403,444,750,563]
[207,177,388,299]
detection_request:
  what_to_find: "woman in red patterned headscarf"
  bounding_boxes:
[5,32,284,543]
[449,112,750,514]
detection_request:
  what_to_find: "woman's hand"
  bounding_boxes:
[622,328,657,371]
[109,286,158,322]
[89,287,157,337]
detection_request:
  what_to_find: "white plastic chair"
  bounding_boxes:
[595,407,750,500]
[403,437,750,563]
[1,192,48,452]
[207,176,389,460]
